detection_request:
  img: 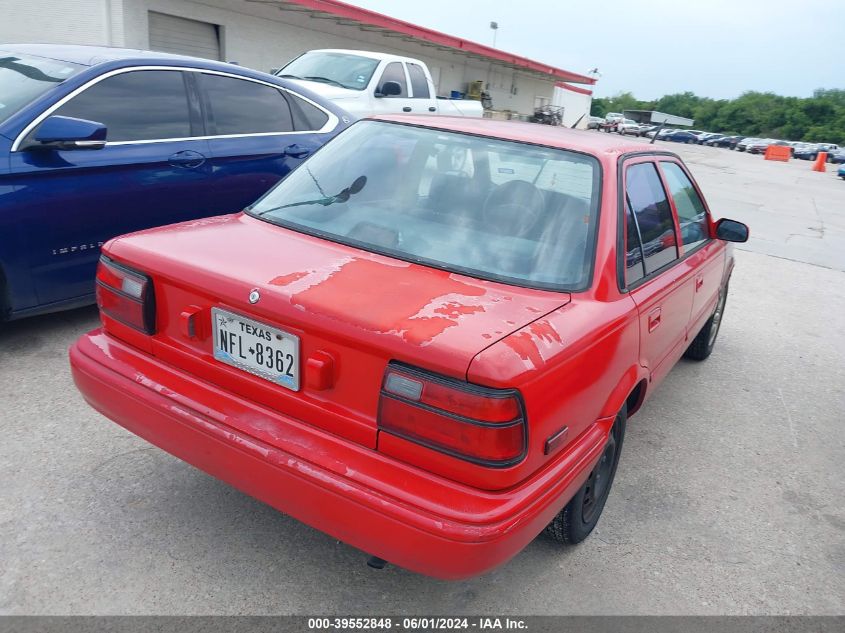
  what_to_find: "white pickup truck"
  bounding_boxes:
[274,49,484,119]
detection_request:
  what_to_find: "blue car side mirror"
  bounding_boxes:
[32,115,108,150]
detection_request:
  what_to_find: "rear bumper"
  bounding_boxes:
[70,330,611,579]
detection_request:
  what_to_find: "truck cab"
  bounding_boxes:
[275,49,484,119]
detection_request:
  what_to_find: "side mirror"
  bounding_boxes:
[32,115,107,150]
[375,80,402,98]
[715,218,749,243]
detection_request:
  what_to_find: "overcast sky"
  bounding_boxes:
[342,0,843,100]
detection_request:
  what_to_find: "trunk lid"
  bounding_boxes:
[106,213,570,448]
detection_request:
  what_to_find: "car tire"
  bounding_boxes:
[684,283,728,361]
[544,405,626,545]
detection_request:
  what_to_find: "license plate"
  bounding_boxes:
[212,307,300,391]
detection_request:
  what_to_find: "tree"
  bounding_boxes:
[590,87,845,143]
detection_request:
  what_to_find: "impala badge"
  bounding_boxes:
[248,289,260,304]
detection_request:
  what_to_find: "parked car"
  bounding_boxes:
[793,144,821,160]
[827,148,845,164]
[0,44,350,322]
[746,139,788,155]
[796,144,841,161]
[838,164,845,179]
[276,49,484,119]
[70,116,749,579]
[696,133,723,145]
[637,124,659,137]
[706,135,744,148]
[736,137,760,152]
[600,112,624,132]
[587,115,605,129]
[617,119,642,135]
[645,127,676,140]
[665,130,699,144]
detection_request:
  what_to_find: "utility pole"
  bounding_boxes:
[490,21,498,48]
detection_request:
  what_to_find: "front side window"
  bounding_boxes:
[201,74,293,135]
[48,70,190,142]
[248,121,601,291]
[625,162,678,275]
[0,52,83,126]
[377,62,407,98]
[660,161,710,251]
[407,63,430,99]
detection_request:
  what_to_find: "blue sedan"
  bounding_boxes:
[0,44,351,321]
[664,130,699,144]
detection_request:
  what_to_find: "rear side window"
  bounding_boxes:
[625,162,678,275]
[407,63,430,99]
[660,162,710,252]
[201,73,293,135]
[287,92,329,131]
[48,70,190,142]
[377,62,407,97]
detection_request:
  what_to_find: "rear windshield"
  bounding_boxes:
[248,120,601,292]
[0,52,83,126]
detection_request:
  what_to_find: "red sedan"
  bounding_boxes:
[70,116,749,579]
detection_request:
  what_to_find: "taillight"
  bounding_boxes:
[95,256,155,334]
[378,363,526,467]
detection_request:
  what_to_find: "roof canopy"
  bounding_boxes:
[252,0,596,84]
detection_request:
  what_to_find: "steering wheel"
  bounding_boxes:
[482,180,546,238]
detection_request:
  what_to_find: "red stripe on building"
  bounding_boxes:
[282,0,596,84]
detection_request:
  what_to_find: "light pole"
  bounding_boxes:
[490,21,499,48]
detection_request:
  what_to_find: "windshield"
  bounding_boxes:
[0,52,83,126]
[248,121,601,292]
[279,51,379,91]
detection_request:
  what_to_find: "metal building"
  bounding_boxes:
[0,0,596,120]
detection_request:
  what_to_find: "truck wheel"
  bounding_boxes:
[684,283,728,361]
[544,405,626,545]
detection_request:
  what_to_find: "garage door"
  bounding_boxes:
[148,12,221,61]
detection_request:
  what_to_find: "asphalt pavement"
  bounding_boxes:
[1,139,843,615]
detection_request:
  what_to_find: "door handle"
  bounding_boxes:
[168,150,206,169]
[402,106,412,112]
[695,275,704,292]
[428,106,436,112]
[648,307,662,332]
[283,144,310,159]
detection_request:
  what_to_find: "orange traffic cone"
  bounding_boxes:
[812,152,827,172]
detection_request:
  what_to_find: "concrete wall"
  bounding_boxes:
[121,0,558,114]
[0,0,123,46]
[1,0,580,116]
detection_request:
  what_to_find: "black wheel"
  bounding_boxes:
[685,283,728,361]
[545,406,626,545]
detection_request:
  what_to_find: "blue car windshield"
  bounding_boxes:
[248,120,601,292]
[0,52,83,126]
